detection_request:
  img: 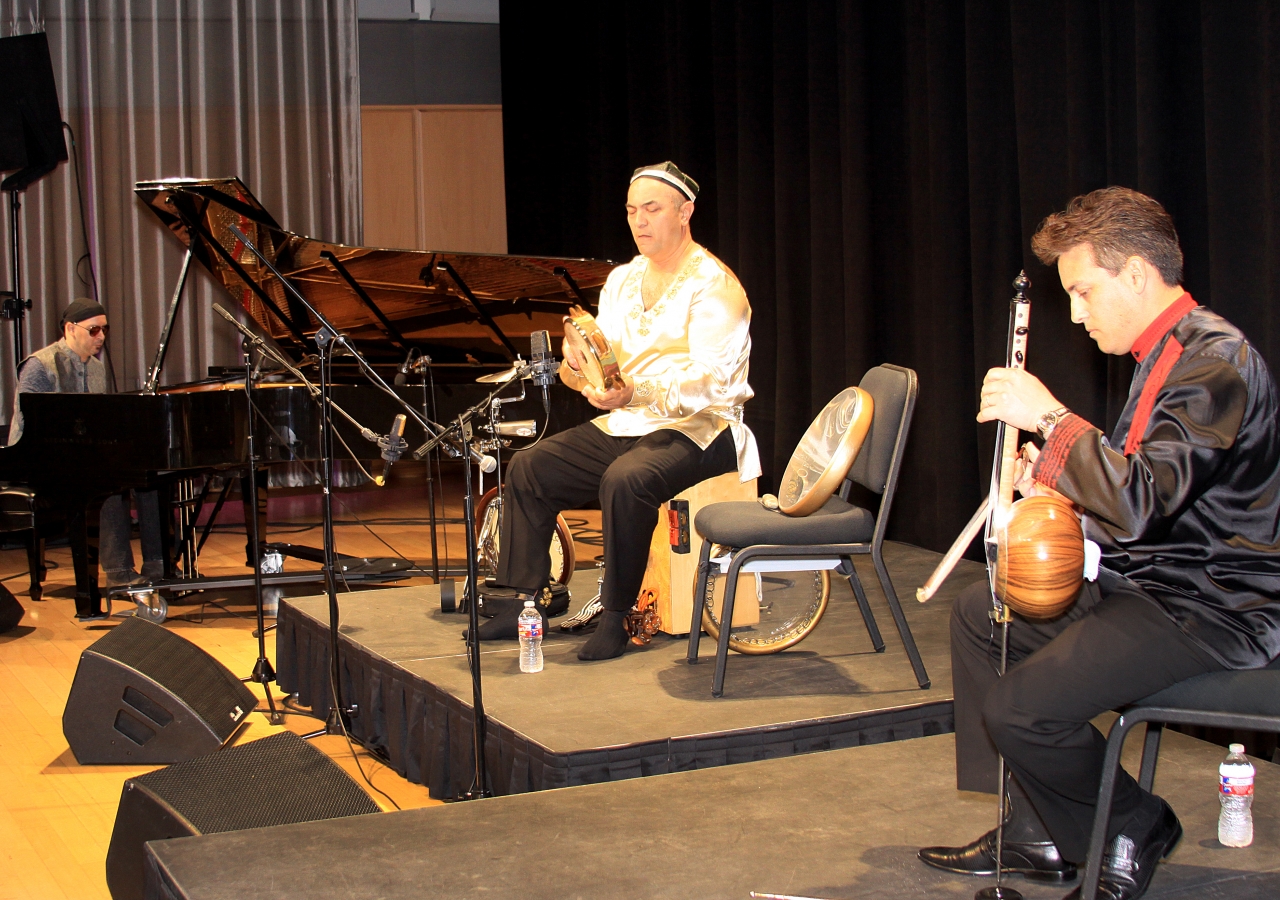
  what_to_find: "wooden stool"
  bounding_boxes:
[637,471,757,636]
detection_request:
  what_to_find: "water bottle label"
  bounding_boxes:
[1221,776,1254,798]
[519,619,543,640]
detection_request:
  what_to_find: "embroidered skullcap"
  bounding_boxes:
[630,161,699,201]
[61,297,106,325]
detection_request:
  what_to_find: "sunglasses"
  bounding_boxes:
[71,322,110,337]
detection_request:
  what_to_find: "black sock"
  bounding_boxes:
[1003,777,1054,843]
[465,606,534,641]
[577,610,629,660]
[1114,791,1165,840]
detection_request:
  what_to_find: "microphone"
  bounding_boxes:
[410,431,497,472]
[394,349,419,386]
[529,330,557,389]
[374,414,408,486]
[471,446,498,474]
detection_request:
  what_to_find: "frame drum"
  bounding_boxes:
[777,387,873,517]
[563,305,625,392]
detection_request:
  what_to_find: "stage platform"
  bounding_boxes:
[144,729,1279,900]
[275,541,969,798]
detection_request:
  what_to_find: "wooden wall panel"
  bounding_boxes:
[360,105,507,254]
[360,108,419,250]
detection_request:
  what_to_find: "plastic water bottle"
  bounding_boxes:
[1218,743,1255,847]
[518,600,543,673]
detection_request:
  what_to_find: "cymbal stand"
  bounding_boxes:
[241,336,283,725]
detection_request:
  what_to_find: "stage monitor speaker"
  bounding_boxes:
[0,582,23,632]
[62,616,257,765]
[0,32,69,186]
[107,730,382,900]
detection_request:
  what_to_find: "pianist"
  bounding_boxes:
[8,298,164,616]
[475,161,760,661]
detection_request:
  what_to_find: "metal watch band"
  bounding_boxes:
[1037,406,1071,441]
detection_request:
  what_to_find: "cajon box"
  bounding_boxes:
[638,471,757,636]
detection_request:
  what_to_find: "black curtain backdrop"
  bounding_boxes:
[499,1,1280,555]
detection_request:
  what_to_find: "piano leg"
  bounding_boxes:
[67,499,103,618]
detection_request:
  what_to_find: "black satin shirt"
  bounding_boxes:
[1034,305,1280,669]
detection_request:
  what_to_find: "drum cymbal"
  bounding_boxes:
[476,367,519,384]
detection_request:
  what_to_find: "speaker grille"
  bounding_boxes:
[87,617,252,742]
[134,731,381,834]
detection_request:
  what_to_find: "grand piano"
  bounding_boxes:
[0,177,616,615]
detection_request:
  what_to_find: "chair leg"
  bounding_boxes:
[1081,711,1144,900]
[871,545,930,689]
[845,560,885,652]
[1138,722,1164,792]
[712,560,743,698]
[686,539,714,663]
[24,531,42,602]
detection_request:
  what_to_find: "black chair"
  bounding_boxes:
[0,484,57,601]
[1081,660,1280,900]
[685,364,928,697]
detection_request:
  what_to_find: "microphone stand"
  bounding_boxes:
[241,336,284,726]
[411,368,536,801]
[227,225,464,739]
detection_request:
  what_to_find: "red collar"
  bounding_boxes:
[1130,293,1197,362]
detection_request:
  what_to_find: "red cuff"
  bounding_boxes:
[1033,413,1092,490]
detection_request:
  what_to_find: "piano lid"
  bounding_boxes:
[135,177,617,366]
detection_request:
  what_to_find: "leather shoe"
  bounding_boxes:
[1063,798,1181,900]
[918,828,1077,882]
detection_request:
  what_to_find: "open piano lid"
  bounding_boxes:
[135,177,616,369]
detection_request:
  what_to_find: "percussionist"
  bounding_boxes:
[475,162,760,661]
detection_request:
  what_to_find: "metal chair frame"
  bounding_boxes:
[685,364,929,697]
[1082,687,1280,900]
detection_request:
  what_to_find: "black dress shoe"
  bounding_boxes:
[1063,799,1181,900]
[918,828,1077,882]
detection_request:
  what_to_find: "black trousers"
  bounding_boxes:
[951,575,1224,863]
[497,422,737,611]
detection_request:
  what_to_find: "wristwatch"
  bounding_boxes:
[1036,406,1071,440]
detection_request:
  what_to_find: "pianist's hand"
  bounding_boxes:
[583,376,634,410]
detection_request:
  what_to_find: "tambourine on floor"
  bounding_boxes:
[699,555,831,654]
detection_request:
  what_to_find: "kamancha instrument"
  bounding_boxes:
[917,273,1084,619]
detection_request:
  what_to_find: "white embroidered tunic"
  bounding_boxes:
[560,245,761,481]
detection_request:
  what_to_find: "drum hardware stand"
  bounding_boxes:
[559,561,604,632]
[227,226,467,741]
[413,373,538,801]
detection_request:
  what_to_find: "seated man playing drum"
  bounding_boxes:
[475,161,760,661]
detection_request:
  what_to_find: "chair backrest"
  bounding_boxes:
[846,364,917,497]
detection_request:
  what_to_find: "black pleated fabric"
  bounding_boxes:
[498,0,1280,556]
[275,601,954,799]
